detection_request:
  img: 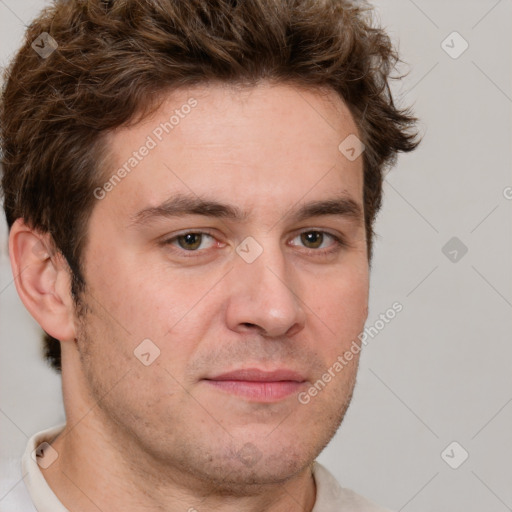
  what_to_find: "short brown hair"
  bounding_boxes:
[1,0,419,372]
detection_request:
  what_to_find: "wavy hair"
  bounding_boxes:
[1,0,419,371]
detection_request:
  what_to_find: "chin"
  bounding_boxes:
[199,454,313,496]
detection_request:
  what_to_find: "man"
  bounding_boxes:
[0,0,418,510]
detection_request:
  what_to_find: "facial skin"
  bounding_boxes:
[10,82,369,511]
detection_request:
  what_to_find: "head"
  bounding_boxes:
[1,0,418,490]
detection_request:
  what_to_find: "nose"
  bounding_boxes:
[225,243,306,338]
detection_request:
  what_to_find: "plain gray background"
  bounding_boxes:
[1,1,511,511]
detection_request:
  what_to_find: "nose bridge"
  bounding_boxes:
[227,237,305,337]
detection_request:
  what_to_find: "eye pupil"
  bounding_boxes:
[301,231,323,248]
[178,233,202,250]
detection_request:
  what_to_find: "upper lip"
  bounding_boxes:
[205,368,307,382]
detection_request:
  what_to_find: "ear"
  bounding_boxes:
[8,218,77,342]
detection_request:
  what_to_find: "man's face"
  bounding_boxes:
[74,82,369,489]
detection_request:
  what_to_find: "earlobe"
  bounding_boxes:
[8,219,77,342]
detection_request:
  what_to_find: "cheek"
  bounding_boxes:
[84,245,169,334]
[311,267,368,330]
[82,246,223,384]
[305,272,368,370]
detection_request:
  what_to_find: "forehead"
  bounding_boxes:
[98,82,364,222]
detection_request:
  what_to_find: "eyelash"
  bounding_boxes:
[161,229,347,258]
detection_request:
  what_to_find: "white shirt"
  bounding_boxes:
[0,425,393,511]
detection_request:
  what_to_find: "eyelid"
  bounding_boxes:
[161,228,217,242]
[161,230,220,248]
[160,228,347,258]
[288,229,346,251]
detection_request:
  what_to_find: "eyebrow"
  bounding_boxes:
[129,193,363,227]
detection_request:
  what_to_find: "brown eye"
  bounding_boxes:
[290,230,344,254]
[162,231,221,257]
[176,233,204,250]
[300,231,325,249]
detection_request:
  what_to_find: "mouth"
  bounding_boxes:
[203,368,307,402]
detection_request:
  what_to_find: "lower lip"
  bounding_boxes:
[204,380,305,402]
